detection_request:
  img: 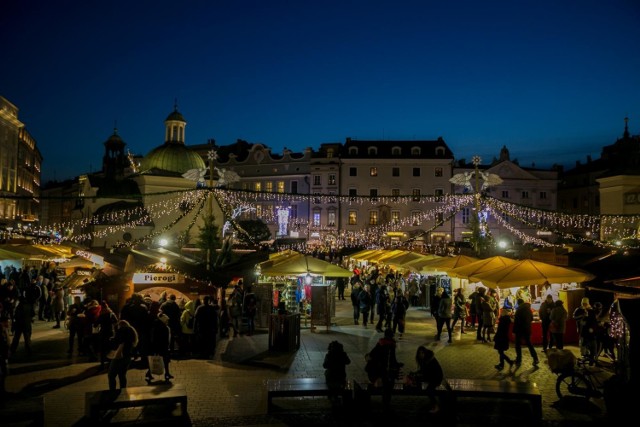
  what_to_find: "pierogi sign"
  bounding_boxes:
[132,273,185,285]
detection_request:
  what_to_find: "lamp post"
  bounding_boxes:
[206,149,218,271]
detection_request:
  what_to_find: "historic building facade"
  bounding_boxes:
[0,96,42,235]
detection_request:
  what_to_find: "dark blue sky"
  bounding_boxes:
[2,0,639,183]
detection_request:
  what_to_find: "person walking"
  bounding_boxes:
[179,299,196,356]
[374,284,390,333]
[227,284,244,337]
[336,278,346,301]
[96,301,118,370]
[146,305,173,383]
[107,319,139,391]
[480,294,497,343]
[549,299,568,350]
[493,308,515,370]
[9,296,35,358]
[243,285,258,336]
[358,284,373,328]
[451,288,467,335]
[323,340,351,408]
[391,291,409,337]
[539,294,555,352]
[513,298,539,367]
[50,282,65,329]
[365,328,403,412]
[194,295,218,359]
[160,294,182,354]
[474,287,487,341]
[350,283,362,325]
[66,295,85,356]
[436,290,453,343]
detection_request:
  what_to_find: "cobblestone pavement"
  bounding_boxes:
[5,297,614,426]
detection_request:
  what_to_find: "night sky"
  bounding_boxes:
[2,0,639,183]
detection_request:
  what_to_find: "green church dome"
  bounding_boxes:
[141,142,205,175]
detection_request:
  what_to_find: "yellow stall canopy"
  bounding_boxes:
[258,252,352,278]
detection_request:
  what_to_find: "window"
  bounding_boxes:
[328,210,336,227]
[327,148,334,158]
[412,188,420,202]
[349,147,358,155]
[434,188,444,197]
[313,192,321,204]
[265,181,273,192]
[435,146,445,156]
[502,190,510,198]
[539,191,547,200]
[392,167,400,177]
[328,191,336,203]
[254,182,262,192]
[313,211,321,227]
[349,188,357,201]
[392,188,400,202]
[313,175,321,186]
[370,188,378,202]
[242,182,250,191]
[277,181,285,193]
[413,167,420,177]
[392,146,401,155]
[411,147,421,156]
[412,211,421,226]
[255,205,262,219]
[522,191,529,199]
[349,211,357,225]
[370,167,378,177]
[368,146,378,155]
[435,167,443,177]
[501,212,510,224]
[349,167,357,177]
[290,205,298,219]
[462,207,470,224]
[291,181,298,194]
[391,211,399,224]
[328,174,336,185]
[369,211,378,225]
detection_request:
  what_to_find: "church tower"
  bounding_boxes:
[102,126,127,179]
[164,101,186,144]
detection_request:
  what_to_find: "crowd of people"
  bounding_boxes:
[1,269,259,393]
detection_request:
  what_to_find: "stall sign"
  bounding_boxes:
[76,270,92,276]
[75,250,105,266]
[132,272,185,285]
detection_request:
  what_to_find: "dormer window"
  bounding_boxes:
[411,147,421,156]
[327,148,334,158]
[368,146,378,155]
[392,146,402,155]
[349,147,358,155]
[435,146,445,156]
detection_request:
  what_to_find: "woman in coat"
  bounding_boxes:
[493,308,515,370]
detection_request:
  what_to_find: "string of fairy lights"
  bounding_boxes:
[27,186,640,250]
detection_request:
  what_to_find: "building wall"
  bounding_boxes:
[0,96,42,232]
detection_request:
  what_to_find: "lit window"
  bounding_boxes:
[313,212,321,226]
[412,211,421,226]
[369,211,378,225]
[254,182,262,192]
[392,188,400,202]
[277,181,285,193]
[328,211,336,226]
[349,211,357,225]
[435,167,443,177]
[328,174,336,185]
[265,181,273,192]
[391,211,399,224]
[370,167,378,177]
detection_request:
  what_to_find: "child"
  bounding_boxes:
[323,340,351,407]
[493,308,515,370]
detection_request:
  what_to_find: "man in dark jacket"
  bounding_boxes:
[350,283,362,325]
[194,295,218,359]
[513,298,539,367]
[160,294,182,353]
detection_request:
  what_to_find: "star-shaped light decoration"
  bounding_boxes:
[207,149,218,164]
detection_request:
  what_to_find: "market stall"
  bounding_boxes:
[256,251,352,331]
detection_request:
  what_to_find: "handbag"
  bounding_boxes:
[148,355,165,376]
